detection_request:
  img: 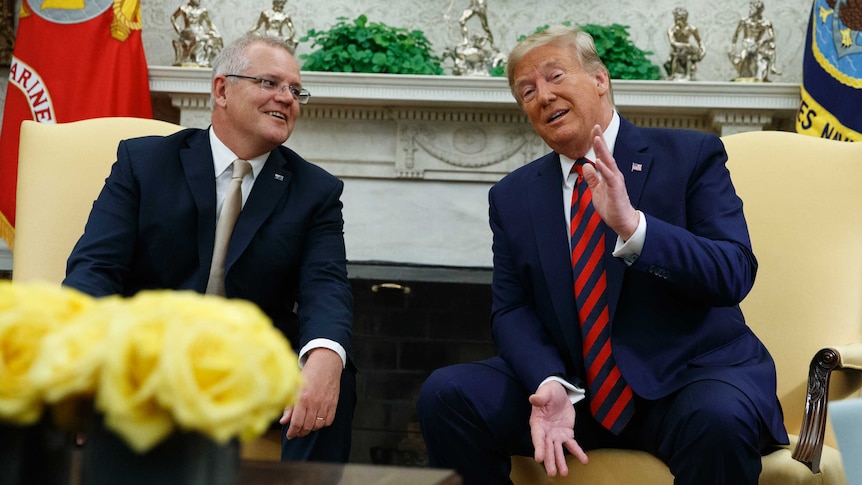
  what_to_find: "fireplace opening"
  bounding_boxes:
[347,262,496,466]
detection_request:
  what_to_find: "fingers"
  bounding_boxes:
[565,438,590,466]
[530,421,546,464]
[590,124,620,180]
[283,402,334,440]
[553,438,569,477]
[542,435,559,477]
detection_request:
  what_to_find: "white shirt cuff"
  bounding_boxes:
[540,376,586,405]
[613,210,646,266]
[298,338,347,369]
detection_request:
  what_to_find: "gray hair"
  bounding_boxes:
[505,25,613,106]
[211,34,293,79]
[209,34,295,106]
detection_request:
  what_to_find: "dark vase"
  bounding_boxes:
[0,419,76,485]
[80,414,239,485]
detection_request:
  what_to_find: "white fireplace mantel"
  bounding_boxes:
[149,66,801,135]
[0,70,804,271]
[148,68,806,269]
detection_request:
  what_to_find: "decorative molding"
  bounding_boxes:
[149,67,802,182]
[150,67,801,113]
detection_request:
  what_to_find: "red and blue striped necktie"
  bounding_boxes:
[570,159,635,435]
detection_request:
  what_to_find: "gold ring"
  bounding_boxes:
[316,416,325,420]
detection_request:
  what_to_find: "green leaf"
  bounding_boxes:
[298,15,442,75]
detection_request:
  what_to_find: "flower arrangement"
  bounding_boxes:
[0,281,302,453]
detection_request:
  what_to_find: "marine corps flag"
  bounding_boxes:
[0,0,152,249]
[796,0,862,141]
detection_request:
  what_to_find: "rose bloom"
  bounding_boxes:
[95,303,175,453]
[96,291,302,453]
[30,296,125,404]
[0,281,93,425]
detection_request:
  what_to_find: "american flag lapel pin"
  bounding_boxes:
[631,162,643,172]
[274,173,284,181]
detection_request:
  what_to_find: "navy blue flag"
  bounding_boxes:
[796,0,862,141]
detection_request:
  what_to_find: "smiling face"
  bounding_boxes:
[211,41,301,159]
[512,41,613,159]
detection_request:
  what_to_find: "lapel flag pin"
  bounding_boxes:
[631,162,643,172]
[274,173,284,181]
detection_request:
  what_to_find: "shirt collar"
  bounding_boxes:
[559,111,621,182]
[208,127,268,179]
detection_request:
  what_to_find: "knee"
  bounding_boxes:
[417,365,463,418]
[682,397,760,449]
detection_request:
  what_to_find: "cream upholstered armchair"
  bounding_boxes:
[13,117,184,285]
[510,131,862,485]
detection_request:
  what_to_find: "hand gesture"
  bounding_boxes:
[581,124,640,240]
[529,382,588,477]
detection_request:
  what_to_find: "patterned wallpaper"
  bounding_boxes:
[141,0,810,83]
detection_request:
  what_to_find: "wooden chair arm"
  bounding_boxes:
[792,343,862,473]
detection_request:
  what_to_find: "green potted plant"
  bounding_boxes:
[299,15,444,75]
[496,22,662,80]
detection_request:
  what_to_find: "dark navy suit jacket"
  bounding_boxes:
[488,117,787,443]
[64,128,353,359]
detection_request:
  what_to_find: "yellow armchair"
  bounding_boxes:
[511,131,862,485]
[13,117,184,284]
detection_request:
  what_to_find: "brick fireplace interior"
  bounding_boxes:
[348,262,496,466]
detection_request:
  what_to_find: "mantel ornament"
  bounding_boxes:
[664,7,706,81]
[248,0,297,53]
[171,0,223,68]
[443,0,505,76]
[728,0,780,82]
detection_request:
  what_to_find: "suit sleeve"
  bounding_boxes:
[295,179,354,363]
[633,133,757,307]
[63,140,141,297]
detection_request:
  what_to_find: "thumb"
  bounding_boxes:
[580,161,600,186]
[529,391,548,408]
[279,407,293,425]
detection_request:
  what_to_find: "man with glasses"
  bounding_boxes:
[64,34,356,463]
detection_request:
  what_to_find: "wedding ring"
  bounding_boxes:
[315,416,325,420]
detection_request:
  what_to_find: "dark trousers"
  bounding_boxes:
[417,356,775,485]
[281,367,357,463]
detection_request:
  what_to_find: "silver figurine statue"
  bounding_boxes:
[444,0,504,76]
[171,0,223,67]
[248,0,298,53]
[728,0,780,82]
[664,7,706,81]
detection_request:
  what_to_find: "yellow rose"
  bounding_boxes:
[0,281,93,425]
[95,303,175,453]
[227,316,303,441]
[30,296,123,403]
[95,290,302,452]
[152,292,302,443]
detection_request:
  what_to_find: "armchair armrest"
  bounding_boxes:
[792,343,862,473]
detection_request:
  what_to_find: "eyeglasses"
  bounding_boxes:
[225,74,311,104]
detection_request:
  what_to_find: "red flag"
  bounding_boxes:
[0,0,152,250]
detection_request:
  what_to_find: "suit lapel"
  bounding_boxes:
[529,153,580,356]
[180,130,219,273]
[604,118,651,323]
[226,148,293,268]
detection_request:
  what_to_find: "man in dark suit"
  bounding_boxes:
[417,25,788,484]
[63,34,355,463]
